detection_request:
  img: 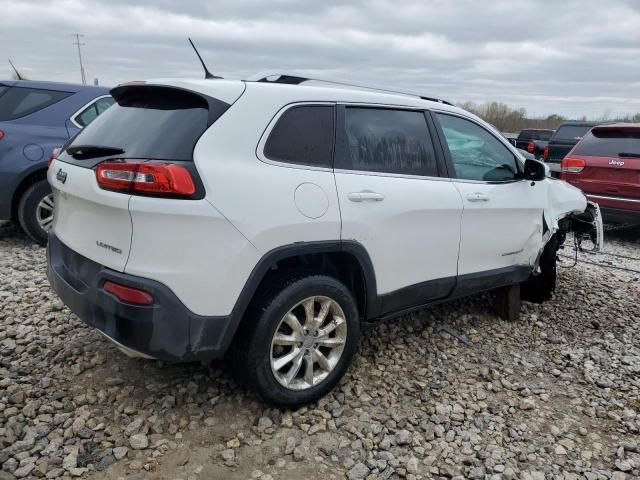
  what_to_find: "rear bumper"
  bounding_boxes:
[46,233,234,362]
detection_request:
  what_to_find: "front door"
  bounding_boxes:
[432,112,545,284]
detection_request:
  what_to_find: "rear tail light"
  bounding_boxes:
[527,141,535,153]
[96,162,196,197]
[562,157,586,173]
[543,145,549,160]
[103,281,154,305]
[0,130,4,141]
[48,147,61,169]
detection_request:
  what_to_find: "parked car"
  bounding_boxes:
[502,132,518,147]
[544,121,603,175]
[561,123,639,224]
[0,80,113,244]
[47,75,602,406]
[515,128,554,159]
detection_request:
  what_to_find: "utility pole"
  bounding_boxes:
[71,33,86,84]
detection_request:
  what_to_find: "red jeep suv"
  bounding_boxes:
[561,124,639,224]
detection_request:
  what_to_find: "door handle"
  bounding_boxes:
[348,191,385,202]
[466,192,490,202]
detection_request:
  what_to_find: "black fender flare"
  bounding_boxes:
[206,240,379,356]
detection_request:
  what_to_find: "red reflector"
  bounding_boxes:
[527,141,535,153]
[561,157,586,173]
[96,162,196,196]
[543,145,549,160]
[104,281,154,305]
[48,147,61,169]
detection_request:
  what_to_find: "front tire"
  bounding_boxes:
[233,275,360,407]
[17,180,53,246]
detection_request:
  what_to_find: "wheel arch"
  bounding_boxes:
[10,164,49,221]
[222,241,379,350]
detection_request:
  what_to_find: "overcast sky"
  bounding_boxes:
[1,0,639,118]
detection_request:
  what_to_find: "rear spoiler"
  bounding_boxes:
[109,84,230,127]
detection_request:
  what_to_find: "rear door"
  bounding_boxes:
[432,112,545,281]
[566,126,640,207]
[334,105,463,313]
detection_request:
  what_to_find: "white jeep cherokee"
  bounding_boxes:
[46,75,602,406]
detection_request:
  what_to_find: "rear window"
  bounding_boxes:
[63,86,228,162]
[0,87,71,121]
[264,105,335,168]
[573,129,640,157]
[553,125,593,141]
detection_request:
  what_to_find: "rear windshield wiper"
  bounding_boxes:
[618,152,640,158]
[66,145,125,159]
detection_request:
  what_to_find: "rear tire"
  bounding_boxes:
[521,235,559,303]
[17,180,53,246]
[233,275,360,407]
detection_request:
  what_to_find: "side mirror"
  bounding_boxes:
[523,159,546,182]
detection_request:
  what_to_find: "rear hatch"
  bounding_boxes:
[547,124,595,163]
[562,125,639,208]
[49,82,241,271]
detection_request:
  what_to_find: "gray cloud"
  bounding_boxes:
[1,0,638,118]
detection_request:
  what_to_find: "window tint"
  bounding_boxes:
[0,87,71,121]
[573,129,640,157]
[553,125,593,141]
[435,113,518,182]
[62,86,223,162]
[264,105,334,168]
[337,107,438,176]
[74,96,115,127]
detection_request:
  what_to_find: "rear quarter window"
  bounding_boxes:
[0,87,72,121]
[573,129,640,157]
[264,105,335,168]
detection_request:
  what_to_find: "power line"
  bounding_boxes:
[71,33,86,85]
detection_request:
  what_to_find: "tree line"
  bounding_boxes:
[458,101,640,133]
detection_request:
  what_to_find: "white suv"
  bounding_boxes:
[46,75,602,406]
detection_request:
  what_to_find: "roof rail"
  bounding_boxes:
[245,73,454,106]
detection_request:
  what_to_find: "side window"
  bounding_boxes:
[74,96,114,127]
[0,87,71,121]
[95,96,114,114]
[264,105,335,168]
[435,113,519,182]
[337,107,438,177]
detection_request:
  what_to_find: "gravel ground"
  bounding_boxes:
[1,221,639,480]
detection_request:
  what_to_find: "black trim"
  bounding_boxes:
[224,240,380,326]
[599,207,640,225]
[47,233,232,362]
[452,265,532,298]
[379,276,455,316]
